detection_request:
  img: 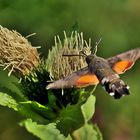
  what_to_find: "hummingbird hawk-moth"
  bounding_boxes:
[47,48,140,99]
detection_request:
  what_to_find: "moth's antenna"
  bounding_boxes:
[93,37,102,55]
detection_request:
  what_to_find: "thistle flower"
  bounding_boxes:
[0,26,40,76]
[46,31,91,80]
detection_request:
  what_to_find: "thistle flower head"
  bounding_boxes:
[0,26,40,76]
[46,31,91,80]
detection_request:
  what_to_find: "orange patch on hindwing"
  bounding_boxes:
[76,74,99,87]
[113,60,134,74]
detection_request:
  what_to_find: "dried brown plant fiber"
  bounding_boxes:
[0,26,40,76]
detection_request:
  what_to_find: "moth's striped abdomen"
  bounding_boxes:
[101,77,130,99]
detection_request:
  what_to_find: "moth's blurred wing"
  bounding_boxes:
[107,48,140,74]
[47,67,99,89]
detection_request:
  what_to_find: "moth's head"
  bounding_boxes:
[85,54,96,64]
[85,38,102,64]
[81,38,101,64]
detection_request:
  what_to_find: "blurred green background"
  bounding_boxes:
[0,0,140,139]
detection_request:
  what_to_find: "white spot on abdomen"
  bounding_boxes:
[101,77,109,84]
[109,92,115,96]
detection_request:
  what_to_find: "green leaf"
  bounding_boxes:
[72,123,103,140]
[0,92,49,123]
[81,95,96,122]
[57,95,96,136]
[19,101,57,122]
[57,103,85,136]
[21,119,66,140]
[0,92,18,111]
[0,68,25,101]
